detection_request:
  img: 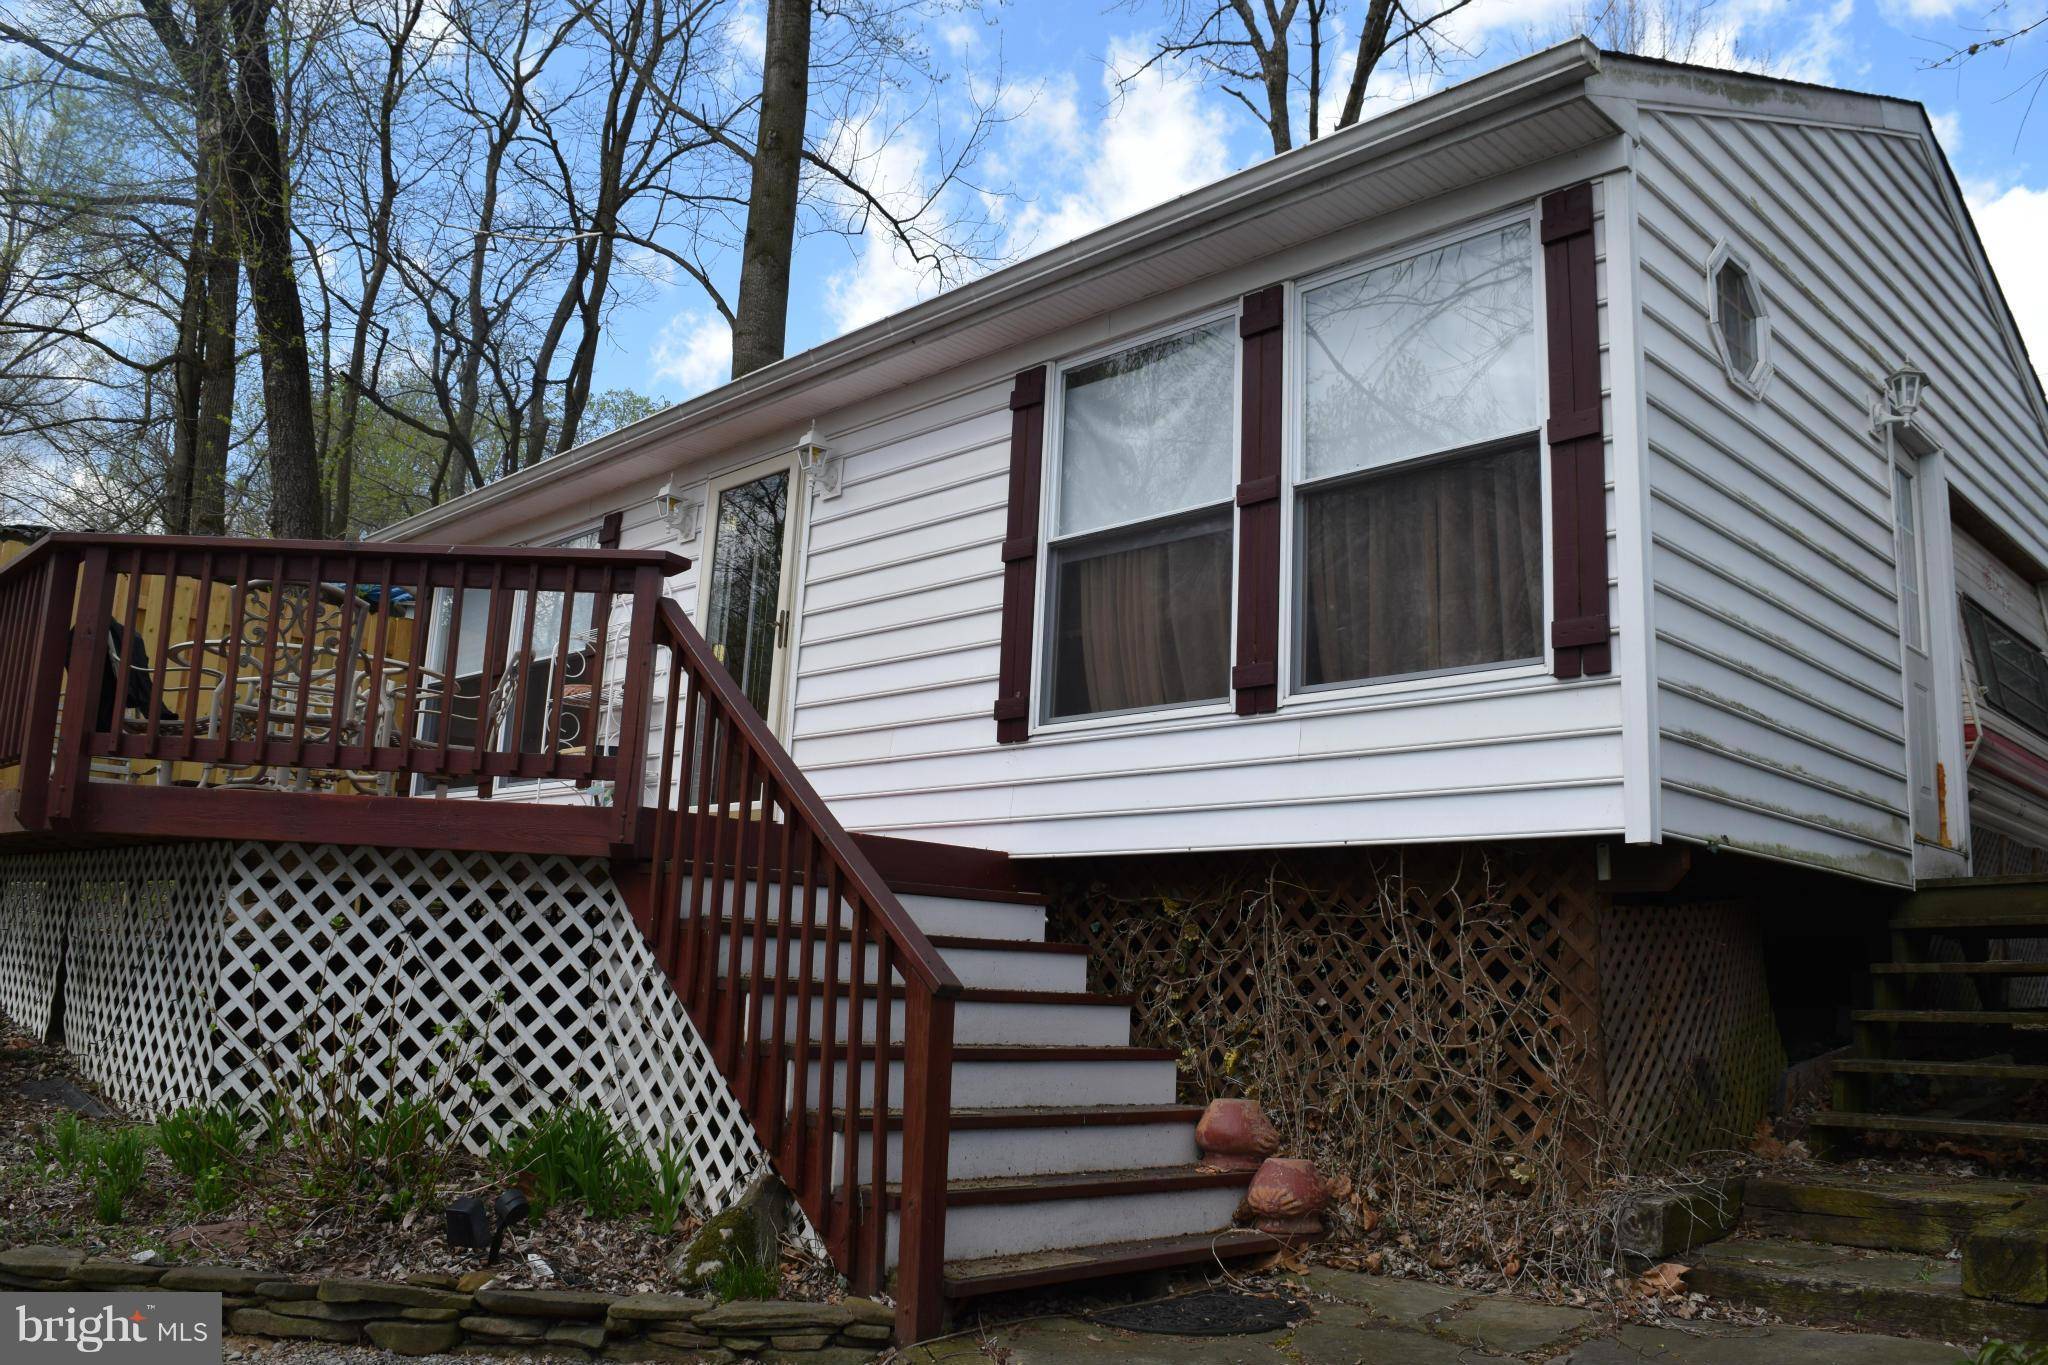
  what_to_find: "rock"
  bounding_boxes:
[549,1323,611,1350]
[716,1339,765,1353]
[226,1307,362,1343]
[402,1307,465,1322]
[608,1292,714,1324]
[605,1342,732,1363]
[1195,1098,1281,1170]
[409,1271,463,1289]
[672,1168,790,1286]
[458,1269,501,1293]
[1427,1297,1591,1354]
[265,1299,393,1323]
[254,1281,319,1300]
[367,1321,465,1357]
[163,1265,272,1293]
[71,1258,167,1286]
[760,1349,878,1365]
[841,1322,893,1341]
[461,1314,549,1340]
[0,1246,84,1279]
[473,1287,618,1320]
[320,1276,473,1310]
[696,1303,853,1334]
[1246,1157,1329,1218]
[838,1299,894,1327]
[771,1332,832,1350]
[644,1329,722,1348]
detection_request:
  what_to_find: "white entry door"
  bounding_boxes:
[699,457,800,736]
[1894,459,1941,842]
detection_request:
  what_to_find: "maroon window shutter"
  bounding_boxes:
[1234,284,1285,715]
[993,366,1048,743]
[1541,183,1611,679]
[598,510,625,549]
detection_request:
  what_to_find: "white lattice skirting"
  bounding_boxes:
[0,841,766,1215]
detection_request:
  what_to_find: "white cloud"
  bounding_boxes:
[1928,108,1963,153]
[726,2,765,70]
[649,310,732,397]
[819,120,952,336]
[1970,181,2048,386]
[938,19,982,59]
[1002,38,1235,255]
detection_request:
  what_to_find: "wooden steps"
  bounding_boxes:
[1810,1111,2048,1143]
[1817,875,2048,1154]
[941,1228,1279,1299]
[1832,1057,2048,1082]
[1686,1236,2048,1341]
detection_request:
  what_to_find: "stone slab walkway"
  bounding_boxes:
[902,1268,1973,1364]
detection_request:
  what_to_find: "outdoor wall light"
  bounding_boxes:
[794,423,842,500]
[653,476,703,542]
[1871,362,1930,433]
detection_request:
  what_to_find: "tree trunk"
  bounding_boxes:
[730,0,811,380]
[189,207,239,536]
[165,209,208,534]
[223,0,321,537]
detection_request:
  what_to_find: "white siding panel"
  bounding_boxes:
[1629,104,2044,882]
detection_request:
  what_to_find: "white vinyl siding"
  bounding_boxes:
[1624,79,2048,883]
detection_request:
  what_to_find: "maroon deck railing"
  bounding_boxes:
[0,533,959,1341]
[642,599,960,1341]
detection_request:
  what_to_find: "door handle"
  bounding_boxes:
[775,610,790,646]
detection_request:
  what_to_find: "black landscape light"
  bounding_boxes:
[445,1195,489,1250]
[488,1188,531,1264]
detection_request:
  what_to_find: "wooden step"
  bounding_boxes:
[840,1043,1178,1063]
[1810,1111,2048,1143]
[940,1227,1279,1299]
[729,978,1132,1009]
[1685,1236,2048,1341]
[1852,1009,2048,1026]
[1833,1058,2048,1082]
[715,919,1087,956]
[1870,961,2048,975]
[833,1103,1204,1131]
[1894,884,2048,930]
[890,1163,1253,1211]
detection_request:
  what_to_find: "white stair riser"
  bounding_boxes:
[767,996,1128,1047]
[677,882,1046,941]
[833,1121,1201,1183]
[798,1058,1179,1109]
[880,1185,1248,1267]
[712,934,1087,992]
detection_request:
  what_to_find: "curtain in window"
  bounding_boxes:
[1300,442,1543,685]
[1052,512,1231,717]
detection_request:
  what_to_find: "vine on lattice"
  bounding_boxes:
[1044,845,1606,1222]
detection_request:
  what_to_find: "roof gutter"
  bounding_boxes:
[377,38,1605,544]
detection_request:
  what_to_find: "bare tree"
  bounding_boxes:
[1924,4,2045,137]
[731,0,810,378]
[1115,0,1478,154]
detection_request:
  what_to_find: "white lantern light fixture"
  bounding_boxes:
[794,423,841,499]
[652,475,702,542]
[1870,362,1929,433]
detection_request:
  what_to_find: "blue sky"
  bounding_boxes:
[601,0,2048,403]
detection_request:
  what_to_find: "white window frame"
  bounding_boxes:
[1030,307,1245,735]
[1704,239,1772,399]
[1277,206,1555,708]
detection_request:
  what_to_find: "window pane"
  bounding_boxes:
[705,470,790,717]
[1057,320,1236,537]
[1298,441,1543,686]
[1964,598,2048,737]
[1717,263,1759,375]
[1048,510,1232,719]
[1302,223,1537,482]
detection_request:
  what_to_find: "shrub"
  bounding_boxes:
[43,1113,88,1174]
[487,1105,647,1219]
[708,1253,777,1302]
[157,1105,242,1179]
[1971,1344,2048,1365]
[647,1143,692,1237]
[86,1129,150,1224]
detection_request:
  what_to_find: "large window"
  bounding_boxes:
[1962,596,2048,738]
[1294,221,1544,687]
[1043,318,1237,722]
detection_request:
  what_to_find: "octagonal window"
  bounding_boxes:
[1706,242,1770,397]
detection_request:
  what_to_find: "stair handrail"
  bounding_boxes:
[646,598,959,1343]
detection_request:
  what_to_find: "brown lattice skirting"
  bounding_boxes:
[1040,840,1782,1189]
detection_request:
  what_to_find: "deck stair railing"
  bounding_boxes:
[0,533,959,1341]
[643,598,960,1341]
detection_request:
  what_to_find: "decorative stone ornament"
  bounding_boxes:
[1196,1098,1280,1170]
[1246,1157,1329,1219]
